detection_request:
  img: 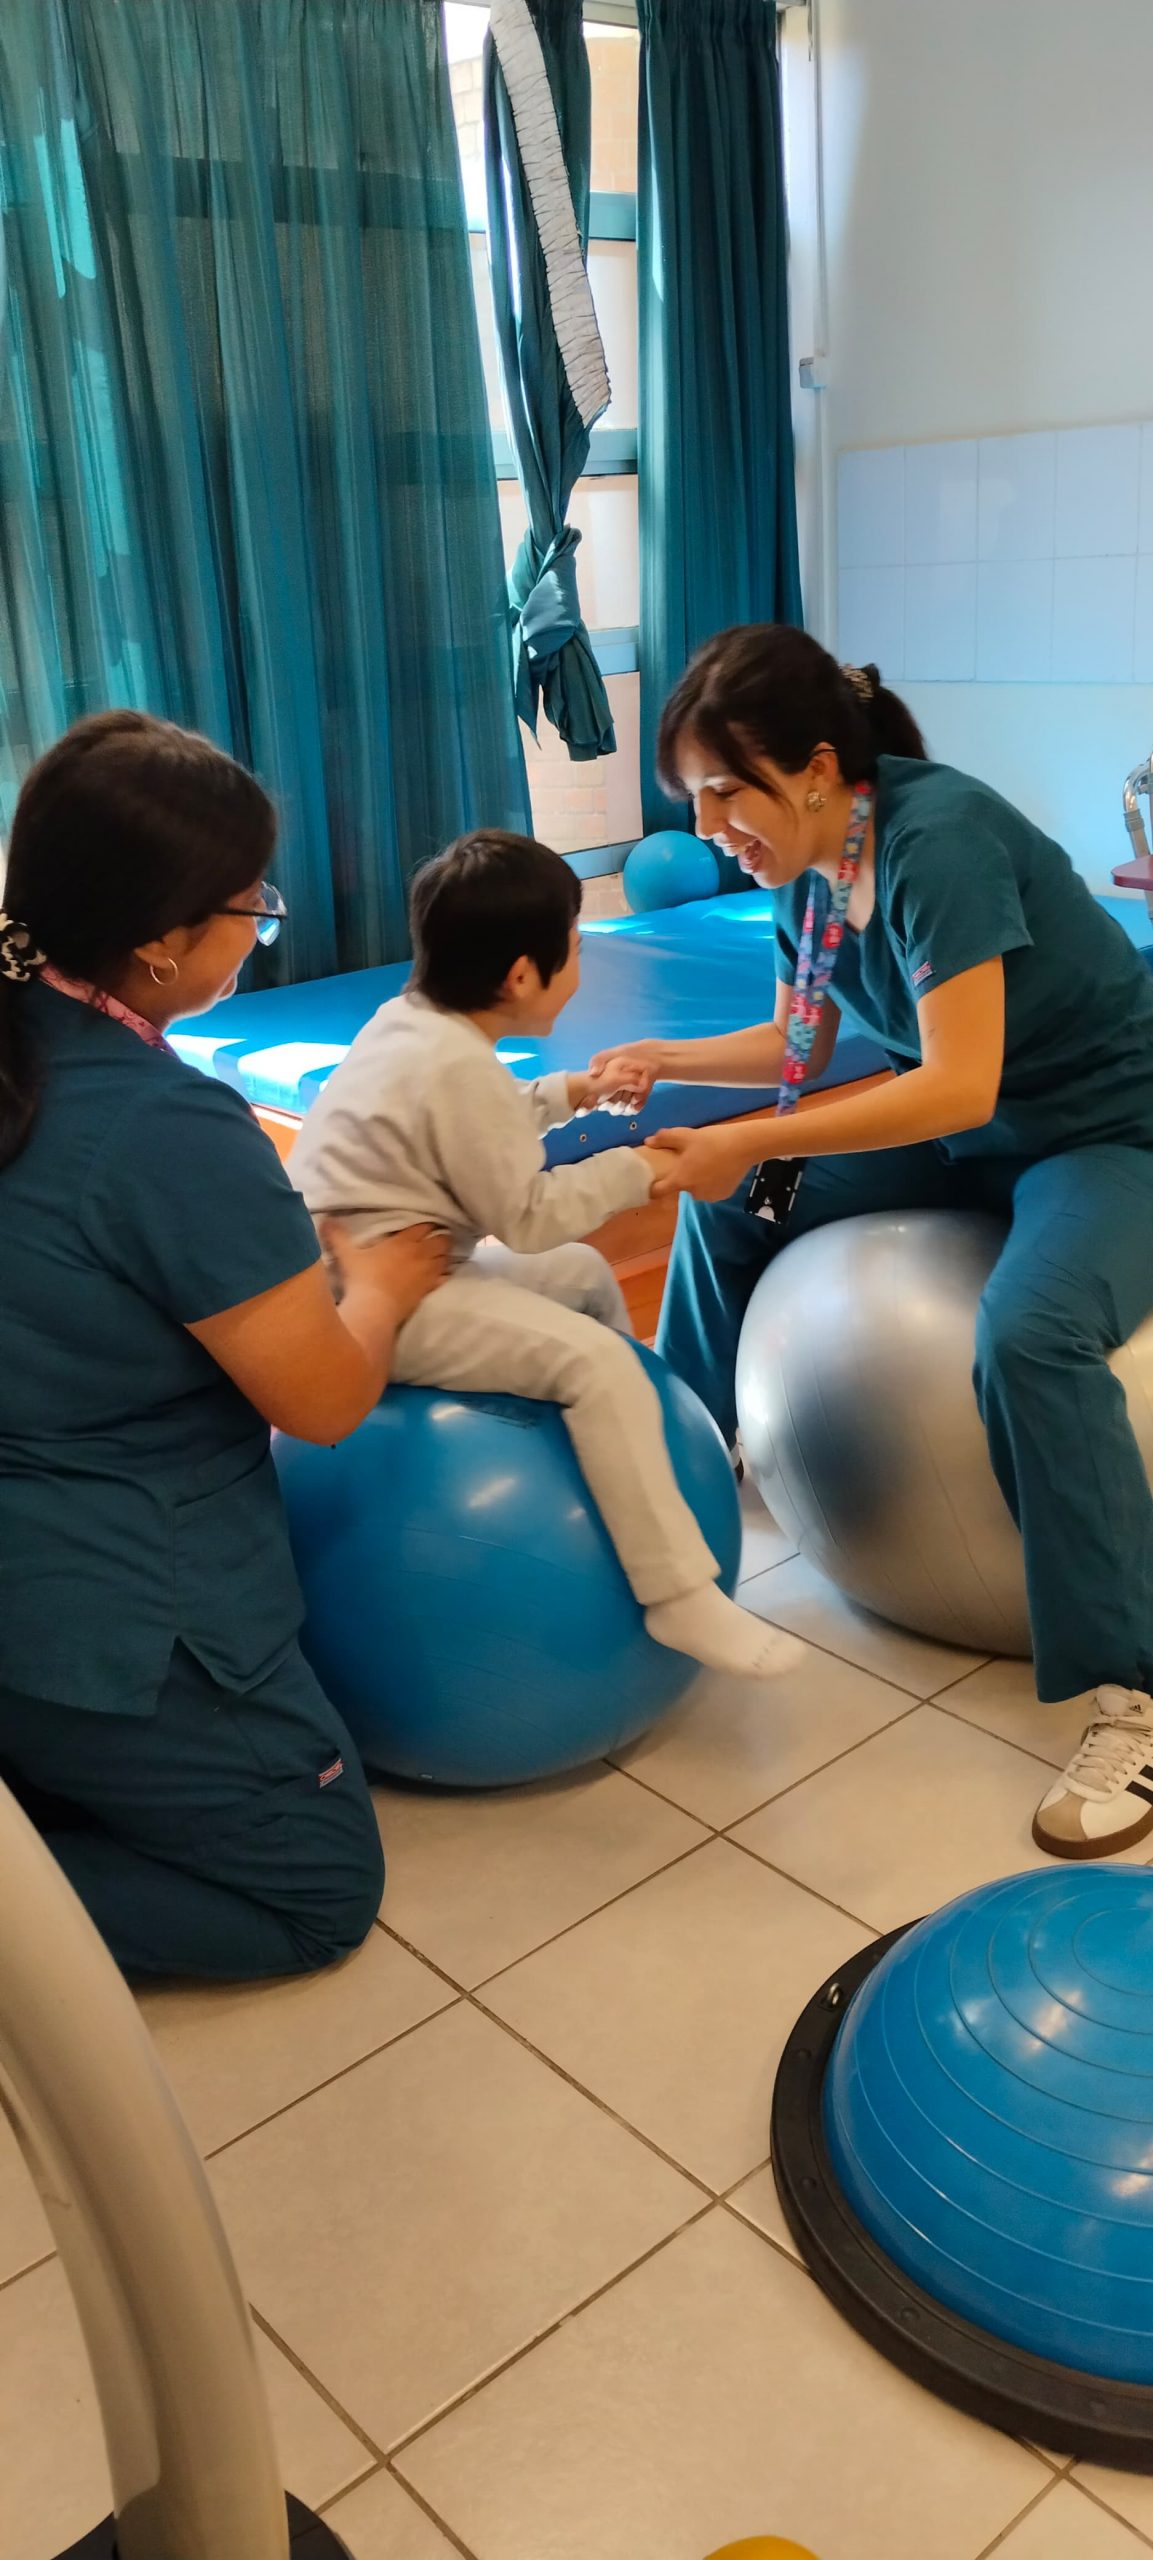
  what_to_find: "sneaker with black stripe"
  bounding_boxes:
[1033,1686,1153,1858]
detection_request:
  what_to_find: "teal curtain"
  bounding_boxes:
[483,0,615,761]
[0,0,530,981]
[637,0,803,836]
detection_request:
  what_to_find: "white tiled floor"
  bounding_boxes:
[5,1479,1153,2560]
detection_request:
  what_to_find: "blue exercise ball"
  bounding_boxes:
[622,830,720,914]
[824,1868,1153,2382]
[274,1342,741,1788]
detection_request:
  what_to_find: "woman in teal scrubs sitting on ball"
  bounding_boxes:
[0,711,446,1980]
[592,624,1153,1861]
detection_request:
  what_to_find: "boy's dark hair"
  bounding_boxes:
[409,830,581,1011]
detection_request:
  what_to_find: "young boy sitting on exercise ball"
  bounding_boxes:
[289,831,800,1682]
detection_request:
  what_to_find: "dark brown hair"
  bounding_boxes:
[410,829,580,1011]
[0,710,276,1170]
[657,624,927,799]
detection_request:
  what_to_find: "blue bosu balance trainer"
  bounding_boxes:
[772,1867,1153,2466]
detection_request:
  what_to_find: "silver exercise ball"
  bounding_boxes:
[735,1210,1153,1658]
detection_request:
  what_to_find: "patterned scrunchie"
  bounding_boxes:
[0,913,47,983]
[841,662,878,705]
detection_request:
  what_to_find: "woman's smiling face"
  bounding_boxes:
[676,729,836,887]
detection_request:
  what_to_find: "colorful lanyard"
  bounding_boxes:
[775,786,874,1120]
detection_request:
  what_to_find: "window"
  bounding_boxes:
[444,3,640,870]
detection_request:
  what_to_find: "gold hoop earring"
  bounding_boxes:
[148,956,179,987]
[806,790,827,812]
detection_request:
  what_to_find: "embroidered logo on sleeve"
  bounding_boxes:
[912,961,935,988]
[318,1756,345,1788]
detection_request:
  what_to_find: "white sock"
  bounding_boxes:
[644,1584,805,1681]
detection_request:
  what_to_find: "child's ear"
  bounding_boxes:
[500,955,537,1004]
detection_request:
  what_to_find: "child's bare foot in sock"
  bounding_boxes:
[644,1585,805,1680]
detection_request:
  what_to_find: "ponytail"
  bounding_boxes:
[0,979,38,1173]
[656,624,927,799]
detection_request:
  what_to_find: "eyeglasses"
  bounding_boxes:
[211,882,287,947]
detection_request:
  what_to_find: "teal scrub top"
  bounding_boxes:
[774,756,1153,1159]
[0,986,321,1717]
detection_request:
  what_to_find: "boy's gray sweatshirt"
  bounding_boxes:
[288,990,651,1263]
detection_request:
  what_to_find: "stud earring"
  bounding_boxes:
[148,956,179,987]
[806,790,827,812]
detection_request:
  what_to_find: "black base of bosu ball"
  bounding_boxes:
[57,2492,353,2557]
[772,1902,1153,2473]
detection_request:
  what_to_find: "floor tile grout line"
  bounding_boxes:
[386,2203,716,2468]
[375,1831,716,2002]
[928,1655,998,1700]
[465,1834,718,1995]
[605,1682,920,1834]
[201,1993,465,2165]
[1062,2474,1153,2552]
[464,1983,720,2198]
[372,1916,479,1995]
[248,2304,389,2464]
[723,1821,884,1938]
[317,2459,482,2559]
[712,1698,924,1835]
[0,2245,55,2298]
[717,2191,811,2275]
[737,1566,995,1700]
[929,1687,1074,1775]
[741,1613,960,1699]
[972,2469,1063,2558]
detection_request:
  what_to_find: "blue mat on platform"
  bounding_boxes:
[171,892,887,1164]
[172,887,1153,1167]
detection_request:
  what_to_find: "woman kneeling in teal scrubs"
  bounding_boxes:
[594,624,1153,1862]
[0,711,446,1979]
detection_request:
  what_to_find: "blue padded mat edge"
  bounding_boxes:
[171,888,1152,1165]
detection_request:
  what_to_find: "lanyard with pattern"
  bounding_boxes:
[746,783,874,1222]
[775,784,874,1119]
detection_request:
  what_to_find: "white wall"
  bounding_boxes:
[796,0,1153,885]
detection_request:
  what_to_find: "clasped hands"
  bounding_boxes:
[565,1043,767,1204]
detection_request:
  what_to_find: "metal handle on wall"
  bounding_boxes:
[0,1774,293,2560]
[1123,757,1152,863]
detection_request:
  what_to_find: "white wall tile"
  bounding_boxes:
[903,440,978,564]
[1054,423,1141,558]
[838,564,904,680]
[1140,424,1153,554]
[976,560,1053,683]
[904,563,977,680]
[1051,555,1136,683]
[977,433,1056,563]
[1134,555,1153,685]
[837,447,904,570]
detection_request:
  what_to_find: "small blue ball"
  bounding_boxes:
[274,1343,741,1788]
[622,831,720,915]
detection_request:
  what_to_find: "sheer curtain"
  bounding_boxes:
[0,0,530,979]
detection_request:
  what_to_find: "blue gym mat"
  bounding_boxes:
[171,892,888,1164]
[172,887,1153,1166]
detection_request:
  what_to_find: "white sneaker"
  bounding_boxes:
[1033,1686,1153,1858]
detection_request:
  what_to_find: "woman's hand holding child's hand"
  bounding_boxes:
[583,1041,664,1111]
[318,1219,451,1320]
[646,1126,751,1202]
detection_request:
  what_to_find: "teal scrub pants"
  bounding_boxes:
[0,1642,385,1981]
[657,1141,1153,1705]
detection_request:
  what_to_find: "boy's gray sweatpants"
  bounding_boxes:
[391,1242,718,1607]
